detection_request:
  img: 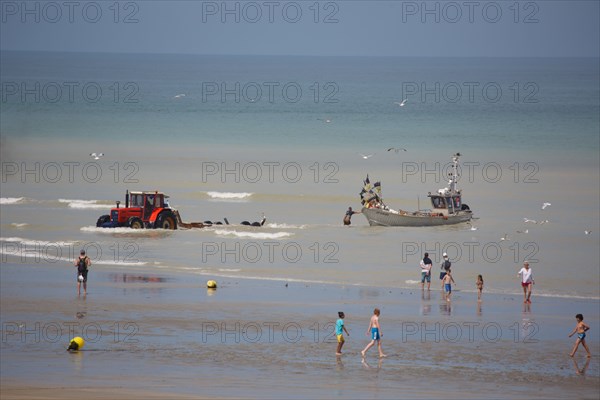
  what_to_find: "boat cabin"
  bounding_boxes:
[429,193,462,215]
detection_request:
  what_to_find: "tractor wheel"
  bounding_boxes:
[127,217,144,229]
[155,211,177,230]
[96,215,111,227]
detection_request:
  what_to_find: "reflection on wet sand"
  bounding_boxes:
[336,356,344,371]
[439,301,452,316]
[361,357,383,371]
[421,290,431,316]
[572,357,591,375]
[109,274,167,283]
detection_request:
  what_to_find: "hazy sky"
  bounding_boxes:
[1,1,599,57]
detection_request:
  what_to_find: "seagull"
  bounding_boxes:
[358,153,375,159]
[90,153,104,160]
[173,93,186,99]
[469,225,478,231]
[523,218,537,224]
[500,233,510,241]
[516,229,529,234]
[584,230,592,235]
[387,147,407,153]
[394,99,407,107]
[542,202,551,210]
[317,118,332,123]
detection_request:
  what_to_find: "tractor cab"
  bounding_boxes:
[128,191,168,220]
[97,190,177,230]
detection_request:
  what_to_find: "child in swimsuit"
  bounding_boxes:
[569,314,591,358]
[361,308,386,359]
[443,270,455,302]
[476,274,484,302]
[335,312,350,355]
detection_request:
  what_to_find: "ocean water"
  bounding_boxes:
[1,51,599,299]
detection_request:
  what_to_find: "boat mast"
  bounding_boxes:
[449,153,460,193]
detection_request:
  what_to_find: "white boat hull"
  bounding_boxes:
[361,207,472,227]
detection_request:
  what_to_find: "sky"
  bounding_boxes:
[0,0,599,57]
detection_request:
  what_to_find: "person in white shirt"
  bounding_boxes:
[517,261,535,303]
[420,252,433,290]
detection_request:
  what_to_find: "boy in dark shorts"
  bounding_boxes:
[439,253,451,289]
[74,250,91,295]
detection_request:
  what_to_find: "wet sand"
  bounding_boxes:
[1,261,599,399]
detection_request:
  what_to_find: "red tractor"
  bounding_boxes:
[96,190,178,230]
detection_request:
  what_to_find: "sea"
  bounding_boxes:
[1,51,599,299]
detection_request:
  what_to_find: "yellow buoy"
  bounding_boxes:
[67,336,85,351]
[206,280,217,289]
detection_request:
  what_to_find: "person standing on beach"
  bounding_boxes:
[517,261,534,303]
[74,249,91,295]
[343,207,361,226]
[443,269,455,302]
[476,274,484,301]
[569,314,591,358]
[439,253,451,290]
[335,312,350,355]
[420,252,433,290]
[361,308,386,358]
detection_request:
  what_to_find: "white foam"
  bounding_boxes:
[213,229,293,239]
[59,199,113,209]
[10,223,29,228]
[80,226,167,234]
[265,223,307,229]
[1,197,25,204]
[206,192,253,200]
[404,280,421,285]
[218,268,242,272]
[0,236,78,247]
[95,260,148,266]
[0,247,147,266]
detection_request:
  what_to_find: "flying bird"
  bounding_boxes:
[539,219,549,225]
[523,218,537,224]
[358,153,375,159]
[89,153,104,160]
[542,202,551,210]
[387,147,407,153]
[584,230,592,235]
[394,99,407,107]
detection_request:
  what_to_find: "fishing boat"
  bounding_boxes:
[360,153,473,227]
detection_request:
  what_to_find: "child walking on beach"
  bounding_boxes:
[335,312,350,355]
[443,270,455,302]
[476,274,484,301]
[569,314,591,358]
[361,308,386,359]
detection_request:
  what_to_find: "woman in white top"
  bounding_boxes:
[517,261,535,303]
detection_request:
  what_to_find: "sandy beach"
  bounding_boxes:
[1,261,598,399]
